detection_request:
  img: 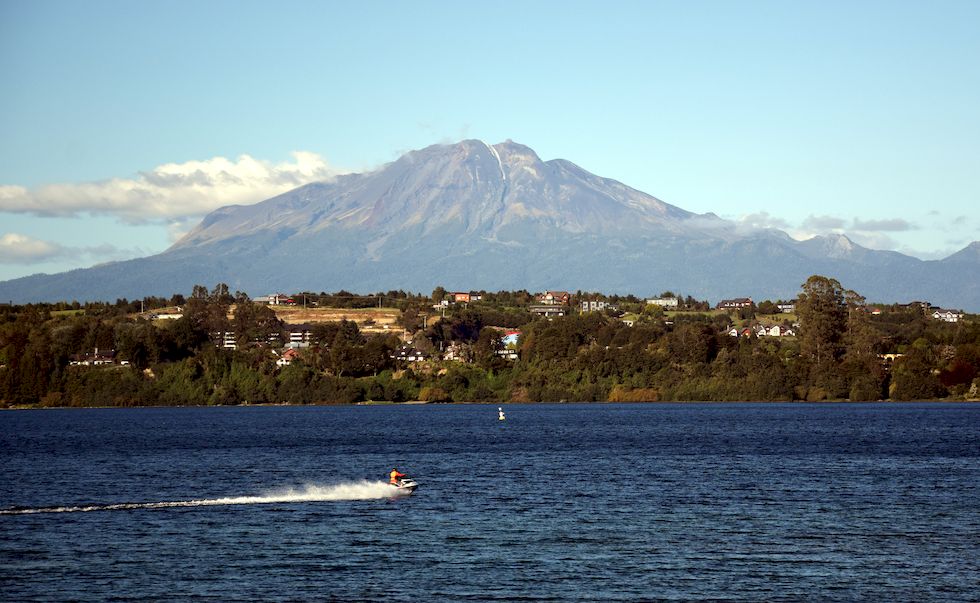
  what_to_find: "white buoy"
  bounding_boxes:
[498,407,506,421]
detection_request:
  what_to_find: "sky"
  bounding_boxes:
[1,1,978,282]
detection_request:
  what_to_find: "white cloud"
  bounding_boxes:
[801,214,847,230]
[851,218,915,232]
[0,151,343,223]
[845,231,900,251]
[0,232,150,265]
[0,233,64,263]
[736,211,791,230]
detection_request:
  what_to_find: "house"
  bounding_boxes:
[902,301,933,313]
[646,297,679,309]
[286,323,314,347]
[494,330,521,360]
[730,324,796,338]
[496,332,521,360]
[530,305,566,318]
[776,303,796,313]
[536,291,570,306]
[725,326,766,337]
[582,300,608,313]
[69,348,117,366]
[209,331,237,349]
[276,348,301,367]
[718,298,753,309]
[932,309,964,323]
[501,330,521,348]
[763,325,796,337]
[391,345,431,363]
[256,293,295,306]
[221,332,237,349]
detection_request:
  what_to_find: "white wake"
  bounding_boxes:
[0,481,409,515]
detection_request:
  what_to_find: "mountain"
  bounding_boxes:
[1,140,978,310]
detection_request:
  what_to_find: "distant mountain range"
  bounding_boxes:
[2,140,978,310]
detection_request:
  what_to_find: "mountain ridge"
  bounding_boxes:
[1,140,977,310]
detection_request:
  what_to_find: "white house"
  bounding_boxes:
[932,309,964,323]
[647,297,679,309]
[582,300,608,312]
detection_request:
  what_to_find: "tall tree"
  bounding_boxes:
[797,275,848,365]
[232,293,283,347]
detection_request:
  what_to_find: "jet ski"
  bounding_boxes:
[392,476,419,494]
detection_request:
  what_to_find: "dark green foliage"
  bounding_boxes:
[797,275,848,364]
[0,278,977,407]
[890,345,946,401]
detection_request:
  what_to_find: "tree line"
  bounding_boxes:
[1,276,977,407]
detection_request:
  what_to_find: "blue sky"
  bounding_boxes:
[1,1,978,281]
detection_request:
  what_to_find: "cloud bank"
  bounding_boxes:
[0,151,342,223]
[0,232,148,266]
[0,233,63,264]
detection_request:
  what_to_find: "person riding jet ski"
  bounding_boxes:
[387,468,419,493]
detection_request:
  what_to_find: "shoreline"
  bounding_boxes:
[3,399,978,411]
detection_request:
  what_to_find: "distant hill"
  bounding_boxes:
[1,140,977,310]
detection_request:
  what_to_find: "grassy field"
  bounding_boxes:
[270,306,402,333]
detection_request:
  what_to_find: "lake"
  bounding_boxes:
[1,403,978,601]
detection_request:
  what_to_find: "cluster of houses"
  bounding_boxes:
[68,348,129,367]
[726,324,796,338]
[715,298,797,313]
[530,291,571,318]
[392,329,522,365]
[63,289,969,370]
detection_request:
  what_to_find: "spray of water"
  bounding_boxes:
[0,480,409,515]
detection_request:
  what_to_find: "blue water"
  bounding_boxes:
[1,403,978,601]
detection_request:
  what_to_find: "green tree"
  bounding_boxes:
[232,293,284,347]
[757,300,778,315]
[890,344,945,400]
[797,275,848,364]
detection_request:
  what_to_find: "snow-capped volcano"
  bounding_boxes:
[173,139,716,251]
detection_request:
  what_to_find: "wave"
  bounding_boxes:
[0,481,408,515]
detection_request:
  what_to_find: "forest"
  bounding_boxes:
[1,276,978,408]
